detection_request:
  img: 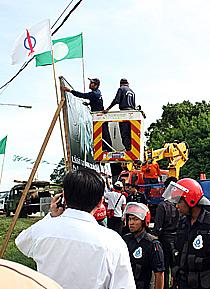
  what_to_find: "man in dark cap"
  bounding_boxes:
[104,78,136,151]
[62,78,112,151]
[63,78,103,112]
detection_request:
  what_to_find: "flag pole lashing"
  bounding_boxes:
[0,98,65,258]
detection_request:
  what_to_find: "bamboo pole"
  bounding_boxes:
[51,49,68,171]
[0,153,6,185]
[0,97,65,258]
[82,58,86,92]
[59,78,72,172]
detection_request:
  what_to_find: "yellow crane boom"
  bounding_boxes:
[145,142,189,179]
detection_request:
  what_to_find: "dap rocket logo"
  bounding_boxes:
[24,29,36,56]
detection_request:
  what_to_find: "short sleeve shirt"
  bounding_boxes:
[124,232,165,289]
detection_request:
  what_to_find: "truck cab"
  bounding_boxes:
[4,181,62,217]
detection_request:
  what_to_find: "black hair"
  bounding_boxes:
[63,168,105,212]
[164,176,178,188]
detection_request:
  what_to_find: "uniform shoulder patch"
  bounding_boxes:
[123,233,132,242]
[145,232,157,242]
[204,211,210,225]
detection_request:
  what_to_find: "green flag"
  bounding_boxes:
[35,33,83,66]
[0,136,7,154]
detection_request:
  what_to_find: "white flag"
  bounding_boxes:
[11,19,51,65]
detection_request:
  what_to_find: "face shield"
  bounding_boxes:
[162,181,189,204]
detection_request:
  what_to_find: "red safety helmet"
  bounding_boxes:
[163,178,210,207]
[123,202,151,226]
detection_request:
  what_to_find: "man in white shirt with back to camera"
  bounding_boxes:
[15,168,136,289]
[105,181,126,235]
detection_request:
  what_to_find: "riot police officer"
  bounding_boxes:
[154,176,180,289]
[123,202,165,289]
[163,178,210,289]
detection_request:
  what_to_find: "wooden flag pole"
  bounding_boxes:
[82,57,86,92]
[59,77,72,172]
[0,153,6,185]
[0,97,65,258]
[81,33,85,92]
[51,49,68,171]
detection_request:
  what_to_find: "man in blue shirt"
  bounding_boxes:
[63,78,112,151]
[104,78,135,151]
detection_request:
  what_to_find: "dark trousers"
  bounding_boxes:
[159,237,174,289]
[102,122,112,151]
[119,122,131,151]
[107,216,123,235]
[179,280,203,289]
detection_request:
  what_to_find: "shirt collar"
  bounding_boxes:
[62,208,97,224]
[185,208,206,225]
[196,208,206,223]
[135,230,146,243]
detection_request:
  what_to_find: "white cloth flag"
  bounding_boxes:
[11,19,51,65]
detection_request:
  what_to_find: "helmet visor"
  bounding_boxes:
[123,202,148,221]
[162,181,189,204]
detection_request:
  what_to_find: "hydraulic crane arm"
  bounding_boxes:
[145,142,189,179]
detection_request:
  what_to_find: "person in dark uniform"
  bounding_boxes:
[123,202,165,289]
[122,186,148,236]
[127,184,147,205]
[62,78,112,151]
[104,78,135,151]
[153,176,180,289]
[162,178,210,289]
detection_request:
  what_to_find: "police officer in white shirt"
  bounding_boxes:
[15,168,136,289]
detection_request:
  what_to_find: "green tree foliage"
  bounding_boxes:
[145,101,210,179]
[50,158,65,184]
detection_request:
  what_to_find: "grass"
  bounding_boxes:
[0,215,42,270]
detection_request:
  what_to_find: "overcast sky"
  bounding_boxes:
[0,0,210,190]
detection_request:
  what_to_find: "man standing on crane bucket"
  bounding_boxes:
[103,78,136,151]
[62,78,112,151]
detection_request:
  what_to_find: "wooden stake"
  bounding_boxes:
[0,97,65,258]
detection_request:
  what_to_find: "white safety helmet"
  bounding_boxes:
[123,202,151,226]
[114,181,124,190]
